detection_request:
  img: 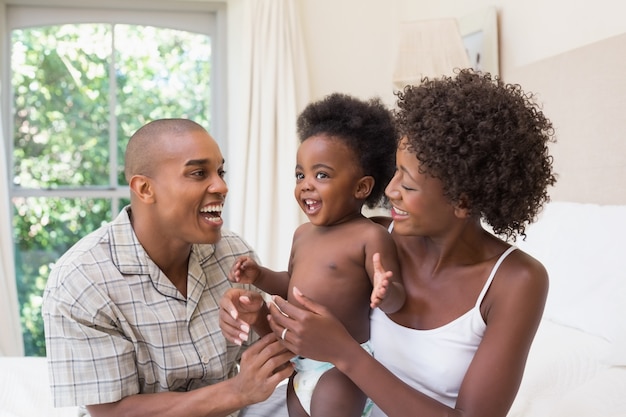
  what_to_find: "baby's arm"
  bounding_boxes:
[370,252,405,313]
[367,229,405,313]
[229,256,290,298]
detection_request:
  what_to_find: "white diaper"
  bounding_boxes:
[291,341,374,416]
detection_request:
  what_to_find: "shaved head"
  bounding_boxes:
[124,119,208,181]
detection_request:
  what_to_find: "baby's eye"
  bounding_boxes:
[295,172,304,180]
[315,172,329,179]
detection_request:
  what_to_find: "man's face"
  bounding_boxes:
[148,130,228,245]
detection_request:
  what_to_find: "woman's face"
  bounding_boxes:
[385,138,456,237]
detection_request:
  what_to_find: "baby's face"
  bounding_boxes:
[294,134,366,226]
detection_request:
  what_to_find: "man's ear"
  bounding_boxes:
[355,176,375,200]
[129,175,156,204]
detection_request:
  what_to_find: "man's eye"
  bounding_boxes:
[218,169,226,179]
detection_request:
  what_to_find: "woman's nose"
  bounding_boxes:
[385,174,399,199]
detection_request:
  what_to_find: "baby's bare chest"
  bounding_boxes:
[289,230,371,291]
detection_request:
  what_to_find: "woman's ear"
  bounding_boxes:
[454,193,471,218]
[355,176,375,200]
[129,175,156,204]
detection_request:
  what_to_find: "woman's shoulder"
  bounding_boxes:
[488,246,549,311]
[368,215,393,229]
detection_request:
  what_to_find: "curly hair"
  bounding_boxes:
[395,69,557,240]
[297,93,397,209]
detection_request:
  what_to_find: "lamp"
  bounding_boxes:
[392,18,470,89]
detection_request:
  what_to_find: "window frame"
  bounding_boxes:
[1,0,228,355]
[2,0,228,203]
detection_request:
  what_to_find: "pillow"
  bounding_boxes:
[516,202,626,347]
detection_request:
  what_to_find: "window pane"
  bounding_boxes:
[115,25,212,185]
[10,19,214,356]
[13,197,113,356]
[12,25,112,188]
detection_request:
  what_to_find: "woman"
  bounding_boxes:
[220,69,556,417]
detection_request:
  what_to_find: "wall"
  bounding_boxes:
[284,0,626,204]
[295,0,626,97]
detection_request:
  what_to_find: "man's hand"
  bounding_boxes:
[233,333,294,405]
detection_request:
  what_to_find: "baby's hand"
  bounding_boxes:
[371,252,393,309]
[229,256,261,284]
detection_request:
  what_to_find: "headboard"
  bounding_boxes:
[507,33,626,205]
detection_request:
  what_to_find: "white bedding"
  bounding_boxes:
[1,202,625,417]
[0,356,77,417]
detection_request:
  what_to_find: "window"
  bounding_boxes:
[3,3,226,356]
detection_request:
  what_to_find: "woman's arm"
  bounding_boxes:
[220,288,273,343]
[453,253,549,417]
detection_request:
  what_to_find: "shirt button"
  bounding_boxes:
[201,355,209,364]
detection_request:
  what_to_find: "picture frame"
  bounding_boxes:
[458,7,500,77]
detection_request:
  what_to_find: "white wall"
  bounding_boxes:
[293,0,626,98]
[268,0,626,205]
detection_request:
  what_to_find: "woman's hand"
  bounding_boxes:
[219,288,269,345]
[267,287,358,363]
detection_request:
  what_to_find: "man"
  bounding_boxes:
[42,119,291,417]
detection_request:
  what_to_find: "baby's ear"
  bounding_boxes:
[355,176,375,199]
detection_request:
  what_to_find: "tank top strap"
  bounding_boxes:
[387,221,394,233]
[475,246,517,308]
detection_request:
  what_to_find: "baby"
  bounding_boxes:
[230,93,405,417]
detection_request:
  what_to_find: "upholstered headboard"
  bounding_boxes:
[507,33,626,205]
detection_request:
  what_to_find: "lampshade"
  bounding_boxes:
[393,18,470,89]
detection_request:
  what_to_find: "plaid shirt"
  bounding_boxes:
[43,207,258,411]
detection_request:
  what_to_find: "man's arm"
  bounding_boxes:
[87,334,293,417]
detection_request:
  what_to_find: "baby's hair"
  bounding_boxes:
[395,68,557,240]
[297,93,397,208]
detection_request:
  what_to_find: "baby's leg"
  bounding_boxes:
[310,367,367,417]
[287,376,310,417]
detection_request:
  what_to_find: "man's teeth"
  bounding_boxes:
[200,204,223,214]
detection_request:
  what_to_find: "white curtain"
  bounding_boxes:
[229,0,309,270]
[0,113,24,357]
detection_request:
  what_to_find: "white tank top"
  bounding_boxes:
[370,245,517,416]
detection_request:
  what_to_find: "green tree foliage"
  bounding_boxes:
[11,23,212,356]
